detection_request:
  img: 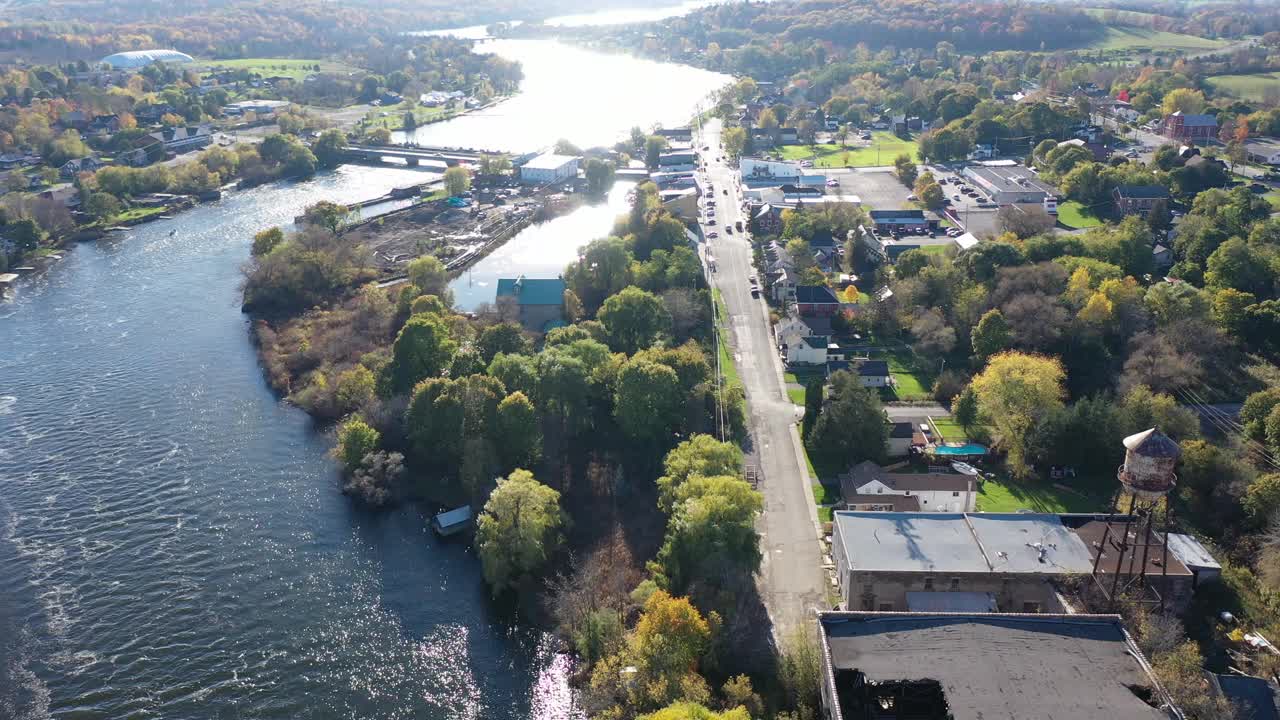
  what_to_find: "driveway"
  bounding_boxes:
[698,119,827,639]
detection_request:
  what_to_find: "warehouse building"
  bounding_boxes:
[519,153,581,184]
[99,49,194,70]
[818,611,1180,720]
[962,163,1058,213]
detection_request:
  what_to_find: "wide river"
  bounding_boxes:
[0,19,729,720]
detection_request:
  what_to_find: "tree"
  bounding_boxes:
[911,308,956,358]
[342,450,403,507]
[971,309,1012,364]
[645,135,669,169]
[367,127,392,144]
[657,434,744,510]
[443,166,472,197]
[953,385,979,429]
[970,352,1066,477]
[312,128,346,168]
[584,158,615,195]
[722,126,746,160]
[302,200,349,235]
[919,181,946,210]
[1241,388,1280,441]
[638,703,749,720]
[614,358,683,446]
[83,192,121,220]
[478,322,529,363]
[720,676,763,719]
[808,369,888,466]
[496,391,541,469]
[998,204,1056,239]
[803,378,824,439]
[599,286,670,354]
[386,313,457,394]
[1161,88,1206,117]
[335,365,376,413]
[335,417,380,473]
[252,226,285,256]
[406,255,452,303]
[476,469,565,594]
[893,153,917,186]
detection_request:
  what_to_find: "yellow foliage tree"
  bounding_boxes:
[970,352,1066,477]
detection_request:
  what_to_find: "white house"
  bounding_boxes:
[1245,137,1280,166]
[519,153,581,184]
[776,315,825,365]
[839,460,976,512]
[855,359,892,388]
[148,125,212,153]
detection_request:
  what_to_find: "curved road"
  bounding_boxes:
[697,120,826,640]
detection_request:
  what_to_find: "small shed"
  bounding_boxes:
[431,505,473,537]
[1166,532,1221,587]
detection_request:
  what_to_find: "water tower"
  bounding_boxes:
[1089,428,1179,610]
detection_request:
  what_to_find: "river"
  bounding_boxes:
[0,11,729,720]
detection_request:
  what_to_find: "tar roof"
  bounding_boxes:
[820,613,1173,720]
[794,285,839,304]
[833,512,1097,574]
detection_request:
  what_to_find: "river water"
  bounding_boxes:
[0,19,729,720]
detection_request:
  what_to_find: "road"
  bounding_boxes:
[696,119,827,640]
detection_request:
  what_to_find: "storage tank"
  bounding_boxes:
[1117,428,1179,498]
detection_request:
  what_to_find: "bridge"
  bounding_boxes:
[343,144,521,169]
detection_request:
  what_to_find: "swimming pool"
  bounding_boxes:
[931,443,988,456]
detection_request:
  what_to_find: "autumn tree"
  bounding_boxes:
[443,165,472,196]
[970,351,1066,476]
[657,434,744,510]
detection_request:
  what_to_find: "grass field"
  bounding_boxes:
[788,387,806,405]
[1056,200,1105,229]
[930,417,967,443]
[363,101,460,131]
[1207,72,1280,102]
[882,349,932,401]
[776,132,920,167]
[713,289,741,388]
[976,474,1114,513]
[204,57,359,82]
[1076,26,1229,53]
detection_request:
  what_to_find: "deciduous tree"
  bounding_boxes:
[476,469,565,594]
[970,351,1066,476]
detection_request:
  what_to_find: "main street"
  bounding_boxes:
[695,119,827,641]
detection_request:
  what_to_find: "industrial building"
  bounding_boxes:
[518,153,581,184]
[961,163,1058,212]
[818,611,1180,720]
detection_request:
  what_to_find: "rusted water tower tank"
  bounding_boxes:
[1118,428,1179,499]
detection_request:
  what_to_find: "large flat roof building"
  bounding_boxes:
[962,164,1058,209]
[519,153,581,185]
[831,511,1197,614]
[100,49,194,70]
[818,611,1179,720]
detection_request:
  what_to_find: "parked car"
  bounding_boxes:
[708,231,719,238]
[953,194,962,201]
[826,178,840,187]
[750,287,761,298]
[907,194,919,201]
[749,275,758,285]
[725,226,733,234]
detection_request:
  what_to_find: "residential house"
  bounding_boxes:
[495,276,566,332]
[148,125,213,154]
[838,460,976,512]
[1162,111,1218,142]
[1245,137,1280,165]
[379,91,403,106]
[1112,185,1170,217]
[840,494,921,512]
[88,114,121,135]
[59,156,101,178]
[57,110,90,130]
[39,184,80,208]
[785,334,829,365]
[794,284,839,317]
[855,359,891,388]
[1152,244,1174,272]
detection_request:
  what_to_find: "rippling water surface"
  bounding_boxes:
[0,166,578,719]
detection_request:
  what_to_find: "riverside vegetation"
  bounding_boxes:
[243,181,830,718]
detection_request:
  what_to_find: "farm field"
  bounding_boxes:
[1076,26,1229,53]
[203,57,360,81]
[1206,72,1280,102]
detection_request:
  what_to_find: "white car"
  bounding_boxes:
[826,179,840,187]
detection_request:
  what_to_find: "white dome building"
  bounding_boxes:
[99,49,194,70]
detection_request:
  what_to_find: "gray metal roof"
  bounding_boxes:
[1166,533,1220,571]
[967,513,1097,573]
[834,512,990,573]
[833,512,1097,574]
[820,613,1175,720]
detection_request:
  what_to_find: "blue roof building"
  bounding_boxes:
[496,276,566,332]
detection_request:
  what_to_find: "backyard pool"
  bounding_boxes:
[931,443,989,456]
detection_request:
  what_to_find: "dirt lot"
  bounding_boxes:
[343,198,543,273]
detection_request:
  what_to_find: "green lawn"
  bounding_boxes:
[787,387,806,405]
[713,289,740,388]
[363,101,459,131]
[1056,200,1105,229]
[1208,72,1280,102]
[203,57,360,82]
[776,132,920,167]
[881,349,931,401]
[1075,25,1229,53]
[930,417,967,443]
[112,206,168,223]
[919,244,951,255]
[813,482,838,523]
[975,474,1114,513]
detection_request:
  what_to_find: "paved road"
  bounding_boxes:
[697,119,827,639]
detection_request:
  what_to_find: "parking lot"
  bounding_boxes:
[820,166,1001,239]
